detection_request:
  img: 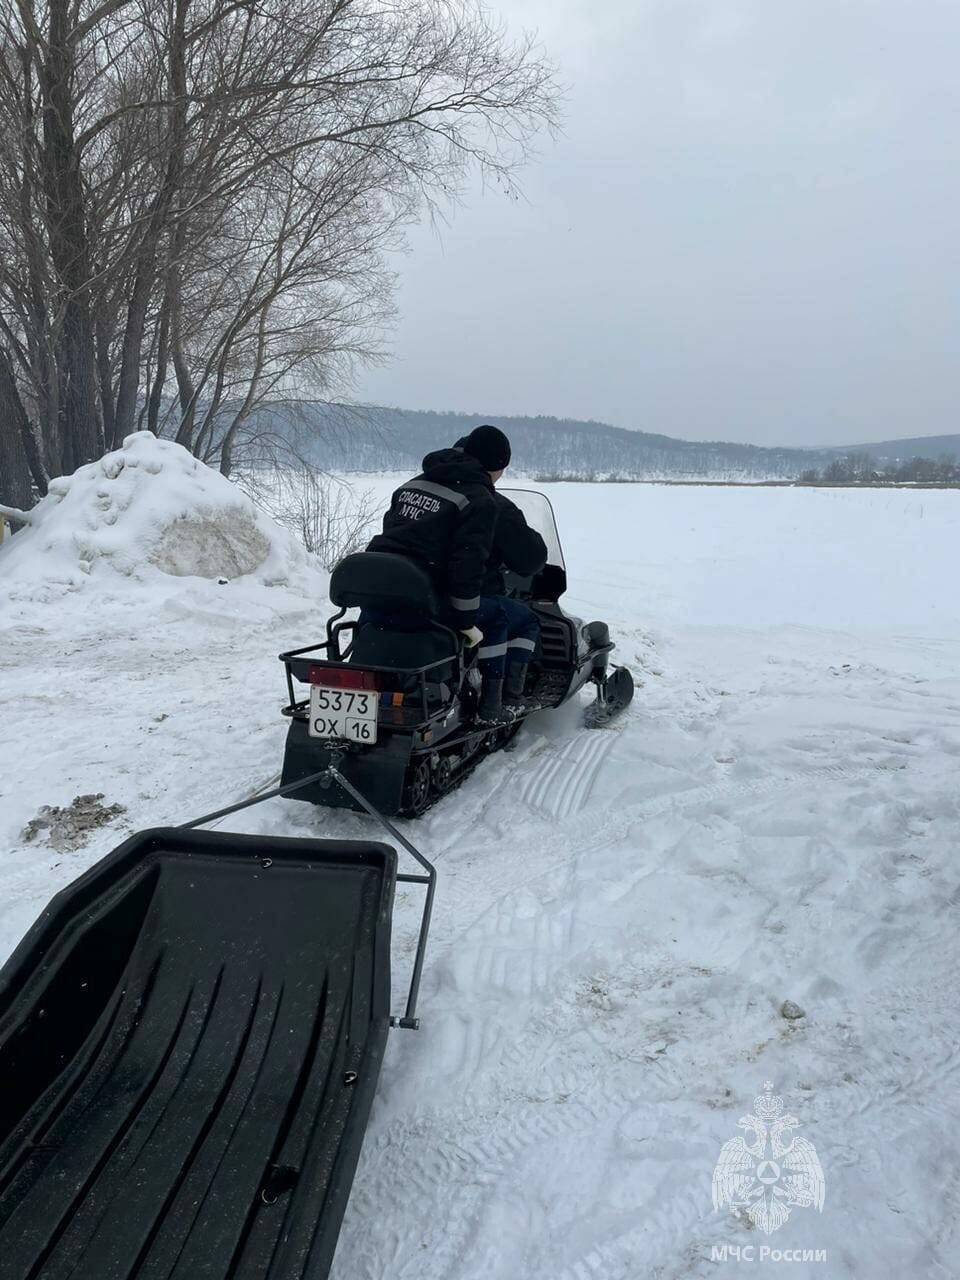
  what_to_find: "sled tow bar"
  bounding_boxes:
[181,766,436,1031]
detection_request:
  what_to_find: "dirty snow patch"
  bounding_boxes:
[149,511,271,578]
[22,793,127,853]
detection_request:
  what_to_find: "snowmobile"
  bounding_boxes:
[278,488,634,817]
[0,491,634,1279]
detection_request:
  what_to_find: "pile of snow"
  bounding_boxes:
[1,433,314,600]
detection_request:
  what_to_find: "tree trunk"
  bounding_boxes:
[146,291,170,435]
[96,308,117,449]
[0,347,42,506]
[16,39,61,479]
[112,0,188,446]
[170,257,197,449]
[220,301,270,477]
[112,259,161,446]
[41,0,102,472]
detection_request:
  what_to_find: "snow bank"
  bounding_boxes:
[0,433,313,600]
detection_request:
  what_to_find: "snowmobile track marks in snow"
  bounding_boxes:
[336,1062,695,1280]
[516,729,620,819]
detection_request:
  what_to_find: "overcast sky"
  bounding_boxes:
[357,1,960,448]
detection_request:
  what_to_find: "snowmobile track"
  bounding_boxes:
[517,729,620,819]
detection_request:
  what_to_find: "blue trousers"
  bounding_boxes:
[475,596,539,677]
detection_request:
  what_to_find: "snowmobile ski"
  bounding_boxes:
[585,665,635,729]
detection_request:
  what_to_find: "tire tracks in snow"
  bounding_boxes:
[445,755,888,951]
[421,746,910,1086]
[335,746,944,1279]
[338,1056,713,1280]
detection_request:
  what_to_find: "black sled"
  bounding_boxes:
[0,825,416,1280]
[280,489,634,817]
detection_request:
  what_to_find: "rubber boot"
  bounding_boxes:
[504,663,538,714]
[475,676,515,726]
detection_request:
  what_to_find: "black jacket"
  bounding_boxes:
[366,449,497,625]
[482,493,548,596]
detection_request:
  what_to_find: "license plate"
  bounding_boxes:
[308,685,378,743]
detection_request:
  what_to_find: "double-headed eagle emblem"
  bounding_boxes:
[712,1082,825,1235]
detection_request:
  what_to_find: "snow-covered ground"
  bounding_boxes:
[2,458,959,1279]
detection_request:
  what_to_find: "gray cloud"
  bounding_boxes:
[358,1,960,446]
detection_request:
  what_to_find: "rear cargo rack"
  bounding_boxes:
[280,616,465,728]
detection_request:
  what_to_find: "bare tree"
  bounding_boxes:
[238,461,377,568]
[0,0,559,503]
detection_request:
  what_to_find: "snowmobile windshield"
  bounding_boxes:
[499,488,567,601]
[499,489,565,569]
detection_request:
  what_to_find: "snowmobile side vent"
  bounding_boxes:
[308,665,385,691]
[538,616,573,667]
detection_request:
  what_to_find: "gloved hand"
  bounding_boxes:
[460,626,483,648]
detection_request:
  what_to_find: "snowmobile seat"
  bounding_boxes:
[0,827,396,1280]
[330,551,440,617]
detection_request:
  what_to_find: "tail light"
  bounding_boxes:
[308,664,383,691]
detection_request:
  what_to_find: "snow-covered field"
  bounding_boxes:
[2,453,959,1279]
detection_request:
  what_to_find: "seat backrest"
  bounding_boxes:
[329,552,440,615]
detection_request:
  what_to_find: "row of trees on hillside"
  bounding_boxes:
[267,405,839,478]
[0,0,557,511]
[799,452,960,485]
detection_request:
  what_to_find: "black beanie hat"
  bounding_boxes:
[458,424,511,471]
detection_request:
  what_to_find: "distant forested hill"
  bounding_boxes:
[834,433,960,463]
[261,404,838,479]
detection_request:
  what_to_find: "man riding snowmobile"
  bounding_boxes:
[476,485,548,714]
[280,468,634,816]
[366,425,538,725]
